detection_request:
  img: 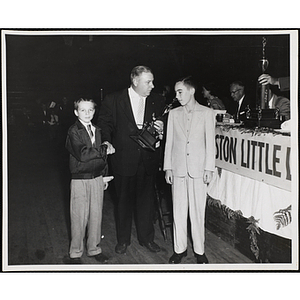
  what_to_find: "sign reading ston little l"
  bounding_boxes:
[215,126,291,191]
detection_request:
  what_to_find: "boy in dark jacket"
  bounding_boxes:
[65,98,114,263]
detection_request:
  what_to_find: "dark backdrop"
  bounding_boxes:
[5,31,290,112]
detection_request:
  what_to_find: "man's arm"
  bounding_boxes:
[278,77,290,91]
[276,97,291,121]
[163,110,174,184]
[97,94,115,144]
[163,110,174,170]
[258,74,290,91]
[204,109,216,172]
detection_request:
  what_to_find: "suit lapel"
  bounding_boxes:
[144,95,155,124]
[175,107,187,137]
[119,89,157,129]
[188,103,202,139]
[76,120,92,145]
[240,98,247,112]
[119,89,136,126]
[240,95,250,112]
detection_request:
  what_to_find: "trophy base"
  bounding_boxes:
[244,118,282,129]
[130,132,157,152]
[244,109,284,129]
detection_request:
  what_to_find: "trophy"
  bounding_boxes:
[259,37,270,110]
[130,98,177,151]
[244,37,283,129]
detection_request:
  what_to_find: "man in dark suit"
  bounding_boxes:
[97,66,165,255]
[229,81,252,122]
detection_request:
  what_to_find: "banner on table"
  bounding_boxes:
[215,126,291,191]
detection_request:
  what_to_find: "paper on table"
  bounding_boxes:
[280,119,291,131]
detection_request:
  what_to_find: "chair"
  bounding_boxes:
[154,171,172,241]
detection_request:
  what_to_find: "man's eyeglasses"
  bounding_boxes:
[230,89,242,95]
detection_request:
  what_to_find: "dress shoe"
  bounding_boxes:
[93,253,109,263]
[115,243,128,254]
[63,257,82,264]
[169,250,187,264]
[139,241,161,252]
[195,253,209,264]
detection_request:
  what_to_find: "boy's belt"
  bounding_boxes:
[71,172,102,179]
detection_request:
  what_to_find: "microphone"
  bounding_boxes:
[162,98,178,117]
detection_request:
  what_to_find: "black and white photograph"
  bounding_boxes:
[1,29,298,274]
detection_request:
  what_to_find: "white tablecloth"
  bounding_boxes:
[207,168,292,239]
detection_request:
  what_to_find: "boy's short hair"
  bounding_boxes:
[176,76,197,91]
[74,98,97,110]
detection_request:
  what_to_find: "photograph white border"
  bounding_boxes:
[2,29,299,272]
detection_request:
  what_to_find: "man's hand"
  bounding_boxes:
[165,170,173,184]
[203,170,213,184]
[258,74,279,86]
[102,141,115,155]
[153,119,164,134]
[153,119,164,140]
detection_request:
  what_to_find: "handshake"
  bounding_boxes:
[102,141,116,155]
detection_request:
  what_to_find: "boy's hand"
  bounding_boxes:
[103,176,114,190]
[203,170,213,184]
[165,170,173,184]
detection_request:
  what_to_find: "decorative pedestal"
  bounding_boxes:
[205,196,292,263]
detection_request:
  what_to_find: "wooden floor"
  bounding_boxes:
[5,125,253,269]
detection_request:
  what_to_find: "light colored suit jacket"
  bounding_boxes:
[278,77,290,91]
[273,94,290,120]
[163,102,215,178]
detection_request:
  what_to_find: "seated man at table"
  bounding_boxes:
[229,81,253,122]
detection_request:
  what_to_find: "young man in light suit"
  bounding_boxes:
[164,76,215,264]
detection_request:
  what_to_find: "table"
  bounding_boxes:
[207,125,292,240]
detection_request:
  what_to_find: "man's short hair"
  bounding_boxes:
[130,66,152,83]
[230,81,245,89]
[74,98,97,110]
[176,76,198,91]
